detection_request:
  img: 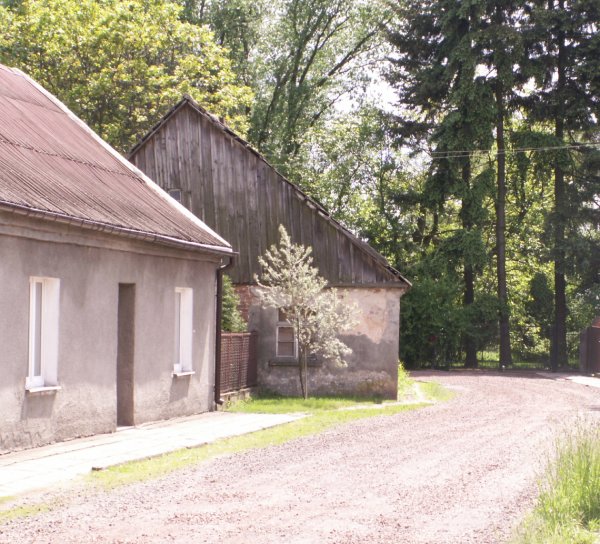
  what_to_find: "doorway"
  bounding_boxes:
[117,283,135,427]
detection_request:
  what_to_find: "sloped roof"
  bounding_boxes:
[0,66,231,254]
[130,95,410,287]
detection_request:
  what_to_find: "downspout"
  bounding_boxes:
[214,255,234,406]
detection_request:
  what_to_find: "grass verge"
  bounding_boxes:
[90,400,428,490]
[1,370,452,522]
[513,422,600,544]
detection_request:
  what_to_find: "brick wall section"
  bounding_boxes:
[233,284,254,324]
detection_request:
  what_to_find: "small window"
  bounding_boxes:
[27,277,60,389]
[276,309,297,358]
[168,189,183,203]
[174,288,193,373]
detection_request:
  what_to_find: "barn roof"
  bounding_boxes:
[0,66,231,254]
[130,95,410,287]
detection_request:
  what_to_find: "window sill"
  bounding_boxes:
[26,385,61,395]
[269,357,321,368]
[172,370,195,378]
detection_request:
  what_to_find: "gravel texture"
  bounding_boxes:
[2,371,599,544]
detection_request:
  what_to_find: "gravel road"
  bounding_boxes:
[2,371,599,544]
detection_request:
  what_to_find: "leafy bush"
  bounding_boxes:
[222,275,246,332]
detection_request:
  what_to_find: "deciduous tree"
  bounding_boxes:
[255,226,358,398]
[0,0,252,151]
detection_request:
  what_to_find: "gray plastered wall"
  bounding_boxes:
[0,211,220,453]
[249,287,403,399]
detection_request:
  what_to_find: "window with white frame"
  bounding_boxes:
[174,287,193,373]
[27,277,60,389]
[276,309,297,358]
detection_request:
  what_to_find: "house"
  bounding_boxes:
[0,67,232,453]
[129,96,411,399]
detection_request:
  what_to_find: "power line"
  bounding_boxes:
[425,141,600,159]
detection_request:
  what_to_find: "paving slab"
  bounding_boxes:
[0,411,302,498]
[536,371,600,388]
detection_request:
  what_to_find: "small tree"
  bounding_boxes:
[222,275,247,333]
[255,226,358,398]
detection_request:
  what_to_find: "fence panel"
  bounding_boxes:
[221,332,258,393]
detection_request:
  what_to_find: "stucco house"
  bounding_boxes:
[0,67,232,453]
[129,96,411,399]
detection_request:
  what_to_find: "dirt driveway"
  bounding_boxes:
[2,372,599,544]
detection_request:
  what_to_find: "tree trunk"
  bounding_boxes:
[550,0,568,371]
[464,263,478,368]
[495,77,513,368]
[297,330,306,398]
[462,161,478,369]
[301,349,308,400]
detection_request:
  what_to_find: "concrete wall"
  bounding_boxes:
[0,212,220,453]
[246,286,403,399]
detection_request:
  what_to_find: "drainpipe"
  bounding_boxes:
[214,255,234,407]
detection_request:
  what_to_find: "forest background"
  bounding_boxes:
[1,0,598,369]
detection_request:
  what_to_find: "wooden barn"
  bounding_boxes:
[129,96,411,399]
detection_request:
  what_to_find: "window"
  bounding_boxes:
[174,287,193,374]
[276,309,297,358]
[27,277,60,390]
[168,189,182,203]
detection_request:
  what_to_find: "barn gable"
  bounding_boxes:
[129,96,410,289]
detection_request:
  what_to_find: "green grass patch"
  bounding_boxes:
[513,422,600,544]
[0,500,54,524]
[91,370,451,490]
[1,375,454,522]
[398,362,414,397]
[417,380,456,402]
[91,401,428,490]
[225,394,372,413]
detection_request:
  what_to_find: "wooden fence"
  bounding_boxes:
[220,332,258,393]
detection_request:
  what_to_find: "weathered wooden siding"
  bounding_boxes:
[131,102,403,286]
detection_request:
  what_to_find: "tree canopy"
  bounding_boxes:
[0,0,252,151]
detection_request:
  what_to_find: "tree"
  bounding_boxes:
[0,0,252,151]
[386,0,496,368]
[255,226,358,398]
[523,0,600,369]
[247,0,385,176]
[222,275,247,333]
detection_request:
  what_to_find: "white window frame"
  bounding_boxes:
[276,309,297,358]
[173,287,194,374]
[27,277,60,390]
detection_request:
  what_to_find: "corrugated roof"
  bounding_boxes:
[0,65,232,254]
[130,96,411,286]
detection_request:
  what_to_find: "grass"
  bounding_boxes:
[89,365,450,489]
[513,422,600,544]
[0,500,55,524]
[90,400,430,490]
[1,367,452,522]
[418,380,455,402]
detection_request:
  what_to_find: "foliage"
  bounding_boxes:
[221,275,246,333]
[383,0,599,368]
[513,423,600,544]
[255,225,358,398]
[0,0,252,151]
[185,0,266,88]
[397,362,413,398]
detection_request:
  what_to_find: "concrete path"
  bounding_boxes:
[0,411,302,498]
[536,371,600,388]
